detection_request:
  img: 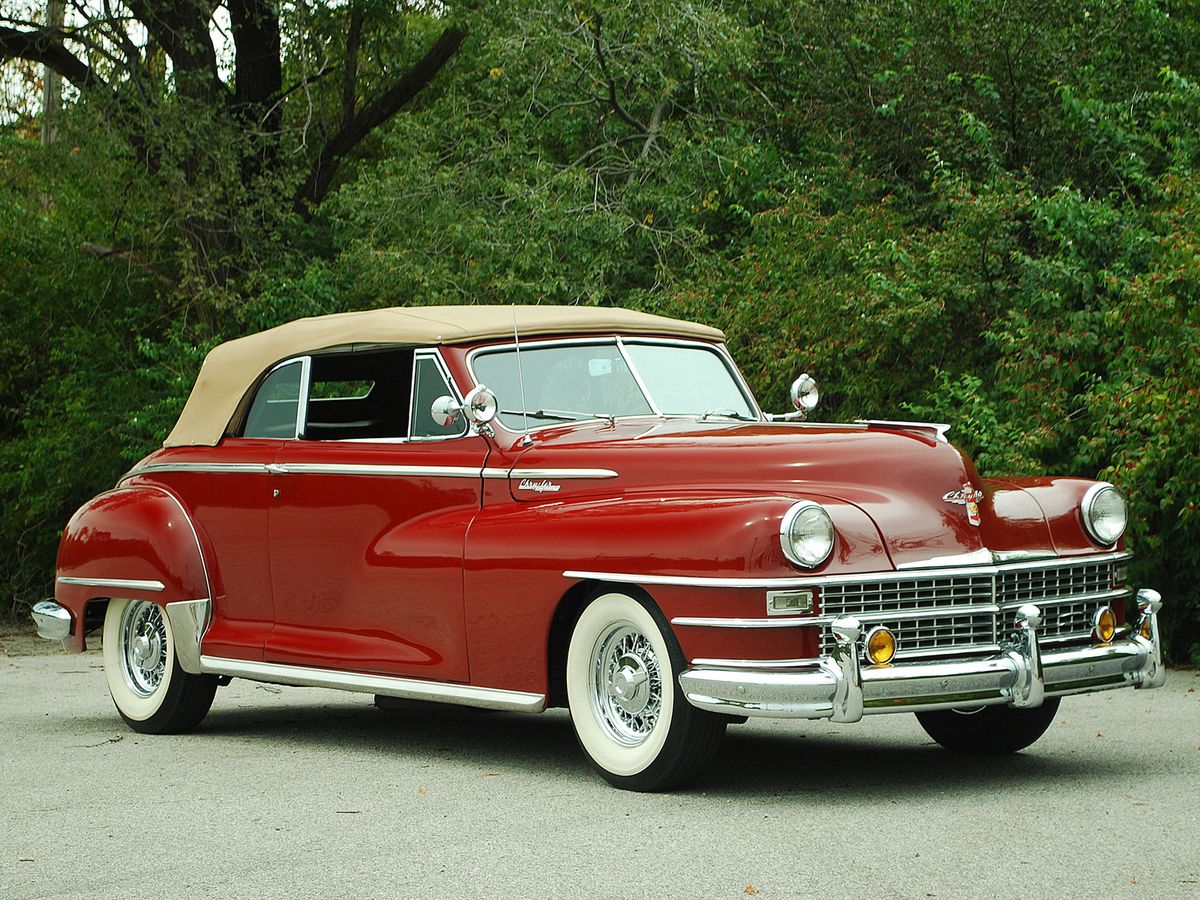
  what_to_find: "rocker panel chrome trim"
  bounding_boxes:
[197,656,546,713]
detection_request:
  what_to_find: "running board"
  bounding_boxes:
[198,655,546,714]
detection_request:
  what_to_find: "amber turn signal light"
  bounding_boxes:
[1093,606,1116,643]
[1139,616,1153,640]
[864,626,897,665]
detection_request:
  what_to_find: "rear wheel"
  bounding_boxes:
[916,698,1061,754]
[103,599,218,734]
[566,591,726,791]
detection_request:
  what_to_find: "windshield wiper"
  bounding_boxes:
[699,408,754,421]
[501,408,617,426]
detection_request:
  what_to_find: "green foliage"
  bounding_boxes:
[1,0,1198,664]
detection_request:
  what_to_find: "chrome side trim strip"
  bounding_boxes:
[123,462,269,480]
[565,551,1132,590]
[124,462,619,482]
[509,468,619,480]
[672,616,817,629]
[690,656,823,670]
[57,576,166,592]
[279,463,485,478]
[197,656,546,713]
[164,599,210,675]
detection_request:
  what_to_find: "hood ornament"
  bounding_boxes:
[943,482,984,526]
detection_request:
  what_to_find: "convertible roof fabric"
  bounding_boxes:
[164,305,725,447]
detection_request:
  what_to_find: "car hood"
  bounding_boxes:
[507,419,1068,569]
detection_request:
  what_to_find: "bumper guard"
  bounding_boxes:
[679,590,1166,721]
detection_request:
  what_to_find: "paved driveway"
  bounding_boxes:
[3,641,1197,899]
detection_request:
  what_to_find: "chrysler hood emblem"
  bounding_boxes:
[943,482,984,526]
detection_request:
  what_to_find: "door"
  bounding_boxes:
[264,348,485,681]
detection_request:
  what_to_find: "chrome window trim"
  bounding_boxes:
[197,656,546,713]
[295,355,312,439]
[239,356,307,440]
[620,335,762,420]
[614,336,662,416]
[408,349,469,442]
[564,551,1132,590]
[57,576,166,592]
[465,335,762,434]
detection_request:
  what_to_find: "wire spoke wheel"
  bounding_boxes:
[119,600,169,697]
[589,623,664,746]
[566,591,727,791]
[103,598,218,734]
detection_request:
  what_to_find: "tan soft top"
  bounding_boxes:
[164,304,725,447]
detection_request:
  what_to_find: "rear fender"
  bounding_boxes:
[55,485,212,654]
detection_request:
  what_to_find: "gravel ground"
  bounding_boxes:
[2,625,1197,899]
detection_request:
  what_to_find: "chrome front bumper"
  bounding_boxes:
[679,591,1166,722]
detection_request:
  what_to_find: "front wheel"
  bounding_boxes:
[103,599,218,734]
[566,591,726,791]
[916,697,1061,754]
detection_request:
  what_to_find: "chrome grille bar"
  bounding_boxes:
[818,558,1127,658]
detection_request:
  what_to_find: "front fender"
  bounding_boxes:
[54,485,211,651]
[462,491,889,694]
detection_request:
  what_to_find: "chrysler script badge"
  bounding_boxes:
[519,479,561,493]
[942,482,984,526]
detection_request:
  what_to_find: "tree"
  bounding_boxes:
[0,1,467,306]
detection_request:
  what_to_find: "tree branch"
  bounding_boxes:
[587,14,647,134]
[0,25,105,89]
[124,0,221,100]
[293,25,467,215]
[342,2,364,124]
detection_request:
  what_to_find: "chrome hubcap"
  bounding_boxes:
[119,601,168,697]
[589,623,663,746]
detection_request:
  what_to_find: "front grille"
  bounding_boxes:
[817,558,1126,658]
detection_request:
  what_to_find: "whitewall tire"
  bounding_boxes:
[566,591,726,791]
[103,598,218,734]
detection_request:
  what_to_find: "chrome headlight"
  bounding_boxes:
[1081,483,1127,546]
[780,501,835,568]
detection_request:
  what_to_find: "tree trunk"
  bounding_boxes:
[40,0,65,145]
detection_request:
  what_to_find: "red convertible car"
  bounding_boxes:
[33,305,1165,790]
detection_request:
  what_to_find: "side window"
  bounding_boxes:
[243,360,303,439]
[410,354,466,439]
[303,348,412,441]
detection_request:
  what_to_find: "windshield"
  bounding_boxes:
[471,339,756,430]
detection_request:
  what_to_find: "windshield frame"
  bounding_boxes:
[465,335,762,434]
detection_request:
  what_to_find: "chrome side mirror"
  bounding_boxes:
[431,385,498,431]
[766,374,819,422]
[789,374,819,416]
